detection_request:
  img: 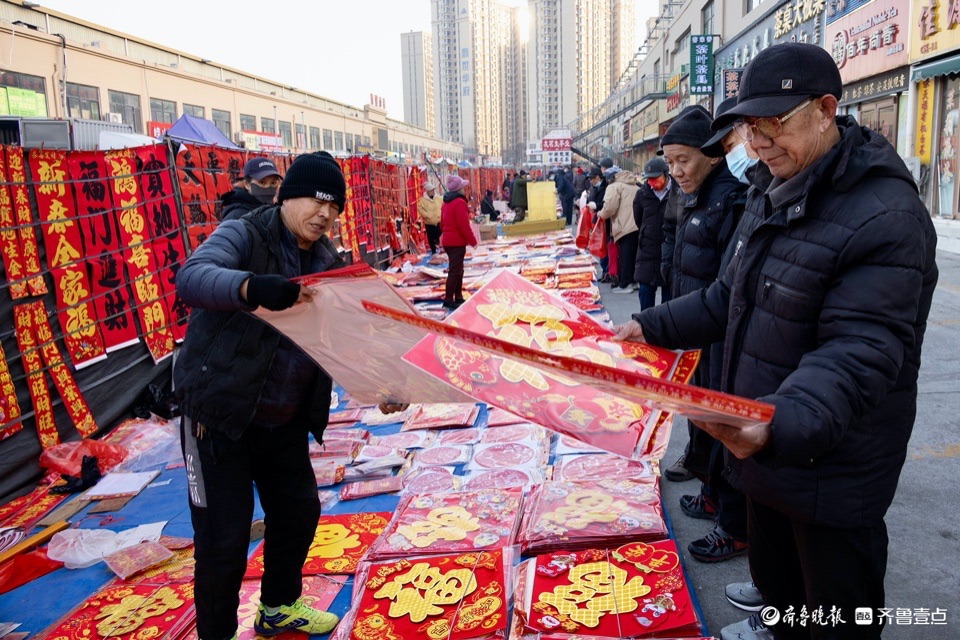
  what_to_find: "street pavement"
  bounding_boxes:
[598,248,960,638]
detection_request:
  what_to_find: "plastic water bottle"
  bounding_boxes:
[496,222,504,239]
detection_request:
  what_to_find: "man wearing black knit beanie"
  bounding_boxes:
[174,150,348,640]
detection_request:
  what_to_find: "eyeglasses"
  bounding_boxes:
[734,98,814,142]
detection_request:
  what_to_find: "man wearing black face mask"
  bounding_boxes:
[221,158,283,222]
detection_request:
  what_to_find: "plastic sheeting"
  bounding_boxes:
[252,264,472,405]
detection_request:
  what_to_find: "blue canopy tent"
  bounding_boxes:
[164,113,240,148]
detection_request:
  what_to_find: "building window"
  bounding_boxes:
[702,1,715,35]
[323,129,333,149]
[746,0,768,11]
[676,29,690,54]
[150,98,177,124]
[334,131,344,150]
[0,70,45,94]
[108,90,143,133]
[66,82,99,120]
[364,136,371,146]
[239,114,256,131]
[295,123,305,149]
[261,117,276,134]
[279,121,292,147]
[184,103,205,118]
[212,109,231,138]
[345,133,353,152]
[309,126,321,149]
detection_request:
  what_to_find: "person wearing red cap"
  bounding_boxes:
[439,173,477,309]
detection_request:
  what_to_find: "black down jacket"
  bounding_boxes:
[632,181,669,286]
[636,117,939,528]
[219,187,263,222]
[174,205,345,440]
[661,162,747,299]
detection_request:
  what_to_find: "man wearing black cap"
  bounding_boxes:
[175,150,348,640]
[221,157,283,222]
[619,43,938,640]
[658,105,749,554]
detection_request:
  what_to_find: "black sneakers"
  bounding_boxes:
[688,525,748,563]
[679,493,718,520]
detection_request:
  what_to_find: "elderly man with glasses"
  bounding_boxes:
[616,43,938,640]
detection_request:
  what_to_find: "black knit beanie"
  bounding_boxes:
[661,105,715,149]
[277,151,346,210]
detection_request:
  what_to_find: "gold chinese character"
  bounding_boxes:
[373,562,477,623]
[539,561,651,627]
[396,505,481,548]
[36,158,66,197]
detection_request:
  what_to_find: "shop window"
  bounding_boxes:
[108,90,142,133]
[936,76,960,217]
[66,82,99,120]
[150,98,177,124]
[212,109,231,138]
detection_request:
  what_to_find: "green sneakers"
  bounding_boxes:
[253,599,339,636]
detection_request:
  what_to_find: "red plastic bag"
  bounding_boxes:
[575,207,591,249]
[588,219,607,258]
[39,439,128,477]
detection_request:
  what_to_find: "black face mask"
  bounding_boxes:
[249,183,277,204]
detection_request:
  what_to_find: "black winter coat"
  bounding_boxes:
[636,118,939,528]
[662,162,747,299]
[174,205,345,440]
[632,181,669,286]
[220,187,263,222]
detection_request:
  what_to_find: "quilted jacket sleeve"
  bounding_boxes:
[175,220,256,312]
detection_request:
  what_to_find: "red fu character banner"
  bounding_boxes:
[105,148,174,363]
[13,300,98,448]
[67,151,140,352]
[28,149,107,369]
[135,145,189,341]
[4,146,47,296]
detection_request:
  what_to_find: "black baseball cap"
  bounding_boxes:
[711,43,843,131]
[243,157,281,181]
[642,157,668,178]
[588,166,603,178]
[701,96,740,158]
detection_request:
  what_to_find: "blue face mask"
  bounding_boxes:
[726,143,759,185]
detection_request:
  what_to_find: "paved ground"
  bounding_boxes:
[598,248,960,638]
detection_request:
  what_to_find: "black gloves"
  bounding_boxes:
[245,274,300,311]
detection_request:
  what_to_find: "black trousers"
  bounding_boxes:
[561,197,574,225]
[444,245,466,304]
[181,417,320,640]
[749,499,887,639]
[425,224,441,254]
[616,230,639,289]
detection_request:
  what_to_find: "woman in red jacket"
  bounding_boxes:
[440,174,478,309]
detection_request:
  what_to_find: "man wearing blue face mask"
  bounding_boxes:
[702,96,760,186]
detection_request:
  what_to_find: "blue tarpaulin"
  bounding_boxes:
[164,114,240,148]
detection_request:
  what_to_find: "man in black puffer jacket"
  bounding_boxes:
[633,157,672,310]
[617,45,938,640]
[175,152,346,640]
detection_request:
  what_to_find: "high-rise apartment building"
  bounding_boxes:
[610,0,636,87]
[401,31,436,137]
[526,0,635,141]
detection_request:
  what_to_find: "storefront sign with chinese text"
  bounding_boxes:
[916,78,935,164]
[690,35,715,94]
[827,0,908,83]
[911,0,960,61]
[838,67,908,106]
